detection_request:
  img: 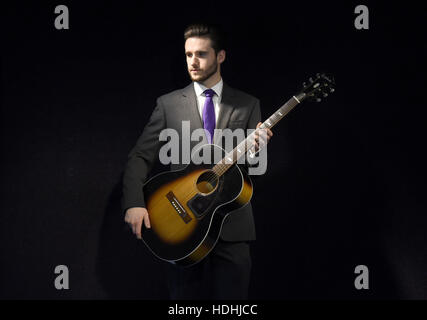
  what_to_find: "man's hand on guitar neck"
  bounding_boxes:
[253,122,273,151]
[125,207,151,239]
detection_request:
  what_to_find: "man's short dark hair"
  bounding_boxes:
[184,23,227,55]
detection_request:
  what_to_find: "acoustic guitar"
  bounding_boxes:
[141,73,335,266]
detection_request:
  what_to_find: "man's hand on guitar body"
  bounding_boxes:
[125,207,151,239]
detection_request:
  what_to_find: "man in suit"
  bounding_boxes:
[123,23,272,299]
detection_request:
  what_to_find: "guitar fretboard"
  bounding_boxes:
[212,94,305,177]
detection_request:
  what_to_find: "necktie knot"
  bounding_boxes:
[204,89,216,98]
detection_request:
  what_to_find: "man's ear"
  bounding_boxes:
[217,50,226,64]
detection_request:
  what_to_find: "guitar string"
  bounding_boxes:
[146,98,299,221]
[150,85,332,244]
[144,146,240,221]
[146,127,261,220]
[149,126,267,213]
[152,120,286,232]
[145,86,332,239]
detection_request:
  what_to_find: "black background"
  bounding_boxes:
[1,1,426,300]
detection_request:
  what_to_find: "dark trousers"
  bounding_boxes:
[164,240,252,300]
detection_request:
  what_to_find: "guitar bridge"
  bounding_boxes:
[166,191,192,224]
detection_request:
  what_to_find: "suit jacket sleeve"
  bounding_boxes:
[121,98,166,213]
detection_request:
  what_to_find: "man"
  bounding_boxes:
[123,23,272,299]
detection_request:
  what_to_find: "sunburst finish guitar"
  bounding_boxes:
[141,73,335,266]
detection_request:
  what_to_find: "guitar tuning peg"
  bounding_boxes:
[309,77,314,83]
[330,88,335,93]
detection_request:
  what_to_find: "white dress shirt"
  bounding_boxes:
[193,78,223,126]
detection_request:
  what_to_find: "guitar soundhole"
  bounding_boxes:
[196,170,219,195]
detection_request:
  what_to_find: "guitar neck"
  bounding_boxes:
[213,93,306,177]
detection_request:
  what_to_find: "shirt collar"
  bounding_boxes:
[194,78,223,98]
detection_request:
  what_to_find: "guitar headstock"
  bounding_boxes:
[298,73,335,103]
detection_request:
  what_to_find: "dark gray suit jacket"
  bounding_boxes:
[122,82,261,241]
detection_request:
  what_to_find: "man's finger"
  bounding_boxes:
[256,133,267,143]
[144,214,151,229]
[136,220,142,239]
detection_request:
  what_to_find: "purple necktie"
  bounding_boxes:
[202,89,216,144]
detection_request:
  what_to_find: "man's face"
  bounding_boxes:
[185,37,224,83]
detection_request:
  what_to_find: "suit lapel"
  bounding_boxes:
[181,83,203,130]
[215,82,235,144]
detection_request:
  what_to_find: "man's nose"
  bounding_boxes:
[190,57,199,67]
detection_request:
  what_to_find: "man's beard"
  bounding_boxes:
[188,60,218,83]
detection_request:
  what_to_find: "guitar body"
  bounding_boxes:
[142,144,253,267]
